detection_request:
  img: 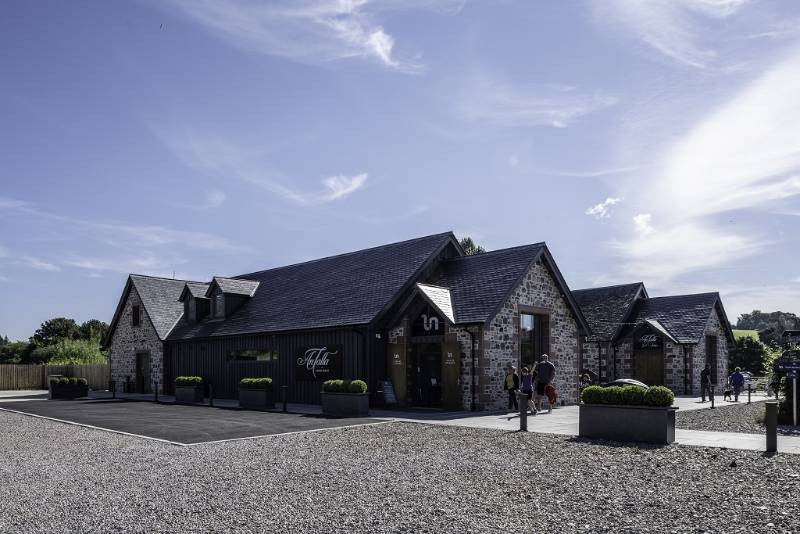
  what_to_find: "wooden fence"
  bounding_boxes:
[0,364,110,390]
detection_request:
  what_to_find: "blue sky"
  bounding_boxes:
[2,0,800,340]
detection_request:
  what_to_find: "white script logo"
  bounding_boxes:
[297,347,338,379]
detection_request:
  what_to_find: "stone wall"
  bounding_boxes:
[480,259,580,410]
[691,306,730,395]
[449,325,479,411]
[108,285,164,394]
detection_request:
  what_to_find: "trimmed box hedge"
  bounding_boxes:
[580,385,674,407]
[239,377,273,391]
[175,376,203,387]
[322,379,368,394]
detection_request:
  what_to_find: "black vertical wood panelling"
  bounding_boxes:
[165,329,366,403]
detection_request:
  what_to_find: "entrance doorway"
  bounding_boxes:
[634,352,664,386]
[410,343,442,407]
[135,351,151,394]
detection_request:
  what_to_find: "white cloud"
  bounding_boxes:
[592,0,750,69]
[164,0,461,72]
[18,256,60,272]
[585,197,622,219]
[0,197,28,210]
[632,213,654,235]
[176,189,227,210]
[265,173,368,205]
[458,82,617,128]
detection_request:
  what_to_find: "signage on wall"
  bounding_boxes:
[391,352,403,366]
[412,305,444,337]
[295,345,343,380]
[776,351,800,372]
[635,333,663,351]
[444,351,457,366]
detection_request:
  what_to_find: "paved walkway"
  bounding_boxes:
[0,390,49,402]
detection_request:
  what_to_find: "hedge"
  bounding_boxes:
[175,376,203,387]
[239,377,273,391]
[322,379,368,394]
[49,377,87,386]
[581,385,673,407]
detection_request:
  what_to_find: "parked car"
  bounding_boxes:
[602,378,649,388]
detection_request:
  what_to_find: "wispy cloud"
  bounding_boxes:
[585,197,622,219]
[606,45,800,285]
[591,0,750,69]
[540,165,643,178]
[164,0,462,72]
[0,197,28,210]
[458,82,617,128]
[174,189,227,210]
[265,173,368,205]
[17,256,60,272]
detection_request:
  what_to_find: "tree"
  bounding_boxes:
[728,336,766,374]
[736,310,800,346]
[30,317,79,347]
[30,338,107,365]
[78,319,108,342]
[459,236,486,255]
[0,335,8,347]
[0,341,33,364]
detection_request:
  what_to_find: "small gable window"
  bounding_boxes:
[213,291,224,318]
[132,305,141,327]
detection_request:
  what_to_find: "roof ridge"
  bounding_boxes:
[235,231,455,278]
[647,292,719,301]
[130,273,203,284]
[573,282,643,293]
[442,242,545,262]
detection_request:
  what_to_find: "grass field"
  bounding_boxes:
[733,329,759,341]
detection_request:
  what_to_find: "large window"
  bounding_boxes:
[520,312,550,369]
[227,350,278,362]
[705,335,718,384]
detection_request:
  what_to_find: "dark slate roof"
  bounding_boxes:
[182,282,210,300]
[572,283,645,341]
[211,277,259,297]
[426,243,555,325]
[167,232,457,339]
[129,275,195,339]
[620,292,729,344]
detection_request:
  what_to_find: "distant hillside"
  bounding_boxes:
[733,329,759,341]
[736,310,800,346]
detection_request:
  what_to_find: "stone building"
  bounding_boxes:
[573,283,734,395]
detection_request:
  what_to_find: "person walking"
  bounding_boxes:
[520,367,536,415]
[729,367,745,402]
[700,363,713,402]
[534,354,556,413]
[504,366,520,411]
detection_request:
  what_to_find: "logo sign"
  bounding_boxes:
[635,333,663,351]
[295,345,343,381]
[412,305,443,337]
[776,351,800,372]
[444,351,457,366]
[391,352,403,366]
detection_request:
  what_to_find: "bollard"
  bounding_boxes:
[154,382,159,403]
[711,386,715,409]
[747,384,751,404]
[209,383,214,407]
[281,385,288,412]
[518,391,528,431]
[110,380,116,399]
[766,400,778,453]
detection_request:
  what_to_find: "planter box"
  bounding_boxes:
[579,404,677,444]
[50,384,89,400]
[321,392,369,417]
[175,385,204,404]
[239,388,275,410]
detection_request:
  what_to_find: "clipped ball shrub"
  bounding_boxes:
[175,376,203,387]
[59,377,70,385]
[620,385,646,405]
[75,377,88,386]
[643,386,674,407]
[601,386,625,405]
[580,385,604,404]
[49,377,60,386]
[239,377,273,391]
[347,380,368,394]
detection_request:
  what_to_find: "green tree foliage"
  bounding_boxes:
[0,335,8,347]
[31,317,79,347]
[0,341,33,364]
[459,236,486,255]
[729,336,767,374]
[78,319,108,342]
[736,310,800,346]
[30,338,107,365]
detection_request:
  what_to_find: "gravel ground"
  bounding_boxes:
[677,400,800,436]
[2,411,800,533]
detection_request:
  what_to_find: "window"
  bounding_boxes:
[227,349,278,362]
[520,312,550,369]
[706,335,719,384]
[132,305,141,327]
[213,291,224,318]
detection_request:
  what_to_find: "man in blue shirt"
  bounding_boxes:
[729,367,745,402]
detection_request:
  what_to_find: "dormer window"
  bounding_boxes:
[213,291,224,318]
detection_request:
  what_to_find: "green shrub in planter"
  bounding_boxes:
[601,386,624,405]
[348,380,368,394]
[643,386,674,407]
[175,376,203,387]
[59,377,70,385]
[581,385,604,404]
[239,377,273,391]
[620,385,646,405]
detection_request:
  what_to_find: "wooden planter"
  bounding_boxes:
[321,392,369,417]
[49,383,89,400]
[174,385,204,404]
[239,388,275,410]
[579,404,677,444]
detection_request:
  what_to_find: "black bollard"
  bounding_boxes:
[154,382,159,403]
[711,386,715,409]
[281,385,288,412]
[209,383,214,407]
[747,384,751,405]
[766,400,777,453]
[110,380,116,399]
[518,391,528,431]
